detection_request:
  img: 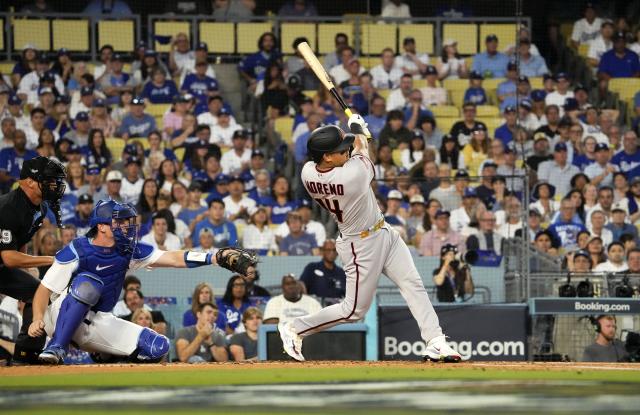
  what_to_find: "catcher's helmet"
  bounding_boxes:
[307,125,355,163]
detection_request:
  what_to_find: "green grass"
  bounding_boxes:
[3,365,640,388]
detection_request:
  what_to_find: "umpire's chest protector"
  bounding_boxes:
[71,237,131,313]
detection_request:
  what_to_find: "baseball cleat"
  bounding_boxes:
[278,322,305,361]
[38,346,66,365]
[423,335,461,363]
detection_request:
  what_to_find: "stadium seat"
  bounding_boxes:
[199,22,234,54]
[609,78,640,101]
[174,147,185,161]
[360,23,396,55]
[0,62,13,75]
[476,105,500,118]
[481,78,505,91]
[237,22,273,54]
[0,18,4,51]
[392,149,402,166]
[274,117,294,144]
[302,90,317,99]
[52,19,89,52]
[442,79,469,92]
[399,24,434,55]
[357,56,378,69]
[280,22,316,54]
[377,89,391,100]
[436,117,458,134]
[13,19,50,51]
[578,43,589,58]
[131,137,150,150]
[106,137,125,161]
[413,79,427,89]
[154,21,191,53]
[235,223,246,244]
[318,23,354,54]
[147,104,171,118]
[529,77,543,90]
[98,20,135,52]
[479,117,503,136]
[449,89,466,108]
[443,23,477,55]
[431,105,459,118]
[479,24,516,53]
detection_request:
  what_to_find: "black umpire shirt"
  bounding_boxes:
[0,188,43,264]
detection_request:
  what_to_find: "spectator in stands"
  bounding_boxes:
[400,130,425,170]
[122,289,167,335]
[223,176,256,223]
[329,47,363,86]
[612,172,628,203]
[70,86,95,119]
[436,39,468,80]
[10,45,37,87]
[260,63,289,115]
[537,142,580,199]
[545,73,574,116]
[182,282,214,327]
[587,235,607,268]
[212,0,255,19]
[370,48,403,90]
[589,208,613,246]
[433,243,474,302]
[518,39,549,77]
[263,274,322,325]
[403,91,433,131]
[277,199,326,246]
[464,71,487,105]
[584,142,618,188]
[18,55,65,107]
[136,178,159,222]
[611,131,640,173]
[450,102,487,148]
[178,182,207,226]
[299,239,346,298]
[571,3,603,48]
[587,21,614,69]
[248,169,273,206]
[598,31,640,80]
[176,302,228,363]
[530,182,558,224]
[548,198,587,252]
[395,37,429,79]
[278,0,318,16]
[379,110,412,150]
[420,209,465,256]
[217,275,253,334]
[229,307,262,361]
[436,135,463,171]
[582,315,629,362]
[279,213,318,256]
[606,204,638,244]
[83,0,131,16]
[594,242,628,272]
[462,125,490,176]
[420,66,447,106]
[386,73,412,111]
[64,193,93,236]
[405,194,426,244]
[238,32,282,93]
[111,276,145,316]
[24,107,46,150]
[241,206,277,255]
[208,109,239,149]
[428,164,456,211]
[181,62,220,116]
[169,181,190,216]
[141,68,179,105]
[63,111,90,148]
[168,32,195,79]
[494,106,518,147]
[323,33,349,70]
[496,62,518,107]
[467,210,503,256]
[94,169,122,202]
[131,307,154,330]
[99,53,133,106]
[497,195,524,238]
[471,34,509,78]
[117,97,156,139]
[140,211,182,250]
[0,118,15,149]
[118,156,143,205]
[192,199,238,247]
[0,129,36,190]
[88,99,116,137]
[364,96,386,139]
[585,186,615,228]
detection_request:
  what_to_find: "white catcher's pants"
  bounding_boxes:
[44,292,144,356]
[292,224,443,343]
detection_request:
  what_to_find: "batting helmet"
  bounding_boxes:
[307,125,355,164]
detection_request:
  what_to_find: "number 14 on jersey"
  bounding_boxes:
[314,198,344,223]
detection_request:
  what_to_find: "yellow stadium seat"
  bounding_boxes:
[106,137,125,161]
[479,24,517,53]
[130,137,150,150]
[360,23,396,55]
[481,78,505,91]
[199,22,234,54]
[609,78,640,100]
[529,77,543,90]
[98,20,135,52]
[235,223,246,243]
[377,89,391,100]
[52,20,89,52]
[392,148,402,166]
[450,89,466,108]
[174,147,185,161]
[442,78,469,92]
[476,105,500,118]
[280,22,316,54]
[0,18,4,51]
[399,23,434,55]
[560,22,574,47]
[237,22,273,54]
[13,19,50,51]
[479,117,503,136]
[357,56,378,69]
[318,23,354,54]
[274,117,294,144]
[146,103,172,118]
[154,21,191,53]
[413,79,427,89]
[430,105,459,118]
[302,90,317,99]
[443,23,477,55]
[436,117,458,133]
[0,62,13,74]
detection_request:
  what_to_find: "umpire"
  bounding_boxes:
[0,156,66,364]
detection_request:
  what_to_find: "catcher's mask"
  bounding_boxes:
[90,199,139,255]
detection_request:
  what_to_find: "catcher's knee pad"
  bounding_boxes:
[135,328,169,360]
[70,272,104,306]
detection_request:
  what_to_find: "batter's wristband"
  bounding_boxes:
[184,251,213,268]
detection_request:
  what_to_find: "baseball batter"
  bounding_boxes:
[279,116,461,362]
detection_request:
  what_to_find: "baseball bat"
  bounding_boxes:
[296,41,371,139]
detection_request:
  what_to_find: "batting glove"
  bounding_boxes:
[347,113,372,139]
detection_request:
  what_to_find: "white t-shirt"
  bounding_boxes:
[329,64,364,86]
[380,2,411,19]
[242,224,278,252]
[140,231,182,251]
[18,71,65,106]
[594,260,628,273]
[587,35,612,61]
[419,86,448,106]
[545,91,574,115]
[301,154,381,237]
[222,195,256,218]
[571,17,603,45]
[394,53,430,79]
[449,207,470,233]
[112,300,152,317]
[386,88,409,111]
[370,64,404,89]
[436,56,466,80]
[584,162,618,188]
[262,294,322,324]
[210,123,241,147]
[275,220,326,246]
[120,177,144,206]
[220,148,251,175]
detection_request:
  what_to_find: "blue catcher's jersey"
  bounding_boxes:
[53,237,156,313]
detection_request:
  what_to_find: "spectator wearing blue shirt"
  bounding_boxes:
[192,199,238,247]
[292,96,314,131]
[83,0,132,16]
[177,181,208,227]
[364,96,387,139]
[181,61,219,115]
[518,39,549,77]
[402,89,434,131]
[494,106,518,147]
[612,131,640,172]
[270,175,298,224]
[300,239,347,298]
[500,75,532,112]
[496,62,518,108]
[463,71,487,105]
[248,169,275,207]
[548,198,587,252]
[238,32,282,92]
[141,68,179,104]
[117,97,157,139]
[598,31,640,80]
[471,34,510,78]
[278,213,319,256]
[294,113,321,165]
[99,53,133,105]
[0,129,37,192]
[64,193,93,236]
[216,275,253,334]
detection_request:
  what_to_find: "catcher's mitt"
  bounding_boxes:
[216,247,258,277]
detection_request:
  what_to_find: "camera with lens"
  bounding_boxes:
[441,244,478,269]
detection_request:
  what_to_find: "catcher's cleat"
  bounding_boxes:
[423,335,462,363]
[278,322,305,362]
[38,345,66,365]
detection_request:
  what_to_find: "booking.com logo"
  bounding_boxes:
[384,337,526,360]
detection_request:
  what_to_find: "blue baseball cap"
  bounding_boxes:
[215,174,230,185]
[435,209,451,218]
[531,89,546,102]
[520,99,532,110]
[86,164,101,175]
[504,105,516,113]
[219,107,231,116]
[75,111,89,122]
[8,95,22,105]
[554,142,568,152]
[131,96,145,105]
[196,42,208,51]
[463,187,478,198]
[563,98,579,111]
[470,71,483,80]
[80,86,94,96]
[300,199,312,209]
[123,143,138,155]
[93,98,106,107]
[555,72,569,81]
[595,142,609,152]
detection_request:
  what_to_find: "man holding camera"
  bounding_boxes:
[433,244,475,303]
[581,315,629,362]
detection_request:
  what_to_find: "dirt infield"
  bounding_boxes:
[3,360,640,377]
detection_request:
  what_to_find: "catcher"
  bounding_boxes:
[27,199,257,364]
